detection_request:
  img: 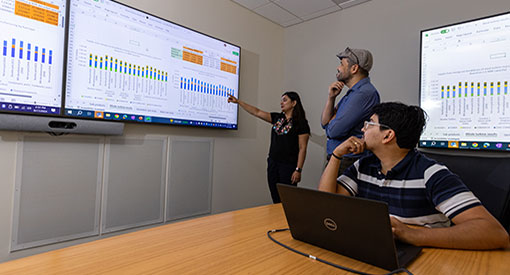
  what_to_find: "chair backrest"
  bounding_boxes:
[423,151,510,232]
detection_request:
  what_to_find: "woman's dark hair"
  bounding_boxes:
[282,91,307,125]
[371,102,427,149]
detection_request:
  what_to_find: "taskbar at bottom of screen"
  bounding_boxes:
[0,101,60,115]
[420,140,510,151]
[64,109,237,129]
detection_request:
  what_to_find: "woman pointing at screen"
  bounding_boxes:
[228,91,310,203]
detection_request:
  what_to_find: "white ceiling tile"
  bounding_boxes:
[300,5,341,21]
[338,0,371,9]
[232,0,271,10]
[231,0,371,28]
[273,0,337,18]
[254,2,300,25]
[280,17,304,27]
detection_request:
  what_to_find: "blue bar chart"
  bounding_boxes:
[179,76,235,112]
[88,53,168,97]
[1,37,54,84]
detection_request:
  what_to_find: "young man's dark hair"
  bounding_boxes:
[371,102,427,149]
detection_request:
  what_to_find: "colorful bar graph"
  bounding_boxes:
[180,77,234,97]
[1,38,51,62]
[19,41,23,59]
[11,39,15,57]
[87,53,169,87]
[442,81,510,98]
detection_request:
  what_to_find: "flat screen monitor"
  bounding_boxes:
[64,0,240,129]
[0,0,66,115]
[419,11,510,151]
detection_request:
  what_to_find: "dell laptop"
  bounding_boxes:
[277,184,422,271]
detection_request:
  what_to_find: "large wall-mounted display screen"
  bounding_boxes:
[64,0,240,129]
[0,0,66,115]
[420,12,510,151]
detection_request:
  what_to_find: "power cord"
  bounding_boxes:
[267,229,413,275]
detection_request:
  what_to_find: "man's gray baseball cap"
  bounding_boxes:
[336,47,373,72]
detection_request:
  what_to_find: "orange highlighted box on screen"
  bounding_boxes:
[15,0,59,26]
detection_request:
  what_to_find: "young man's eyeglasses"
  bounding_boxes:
[363,121,391,130]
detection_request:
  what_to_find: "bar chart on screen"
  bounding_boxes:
[0,0,65,114]
[1,38,54,84]
[178,75,235,112]
[438,80,510,117]
[86,53,168,98]
[65,0,239,128]
[420,12,510,149]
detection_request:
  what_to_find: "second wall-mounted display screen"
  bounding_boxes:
[64,0,240,129]
[0,0,66,115]
[419,12,510,151]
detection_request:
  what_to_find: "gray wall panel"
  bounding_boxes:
[167,139,213,221]
[102,137,166,233]
[12,136,103,251]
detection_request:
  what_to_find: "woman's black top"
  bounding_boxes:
[268,112,310,165]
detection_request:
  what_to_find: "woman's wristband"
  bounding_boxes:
[331,152,342,160]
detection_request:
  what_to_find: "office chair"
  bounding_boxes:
[423,151,510,232]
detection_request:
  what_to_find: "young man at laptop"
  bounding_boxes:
[318,102,509,250]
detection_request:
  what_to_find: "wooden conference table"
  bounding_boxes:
[0,204,508,274]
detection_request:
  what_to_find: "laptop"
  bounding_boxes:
[277,184,422,271]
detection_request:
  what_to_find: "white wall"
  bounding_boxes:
[117,0,287,212]
[2,0,509,263]
[283,0,510,177]
[0,0,284,262]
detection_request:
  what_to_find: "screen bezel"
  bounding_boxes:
[418,10,510,152]
[61,0,240,130]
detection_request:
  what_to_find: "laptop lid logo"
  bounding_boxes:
[323,218,338,231]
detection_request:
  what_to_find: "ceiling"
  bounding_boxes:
[231,0,371,27]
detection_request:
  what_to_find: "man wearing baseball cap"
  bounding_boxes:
[321,47,380,175]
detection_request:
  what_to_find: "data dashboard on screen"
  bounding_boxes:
[64,0,240,129]
[0,0,66,115]
[420,12,510,151]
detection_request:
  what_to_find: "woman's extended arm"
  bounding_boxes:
[228,95,271,123]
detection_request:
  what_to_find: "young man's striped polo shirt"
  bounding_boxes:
[338,149,481,228]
